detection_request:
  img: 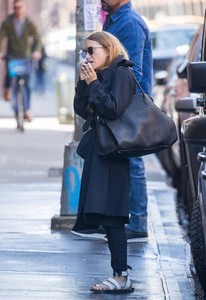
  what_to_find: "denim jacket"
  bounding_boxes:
[103,2,153,95]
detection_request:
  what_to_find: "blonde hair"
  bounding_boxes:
[85,31,129,68]
[13,0,25,4]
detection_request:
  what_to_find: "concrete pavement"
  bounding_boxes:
[0,178,194,300]
[0,90,204,299]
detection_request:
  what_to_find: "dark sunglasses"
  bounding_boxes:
[14,6,23,10]
[81,46,104,59]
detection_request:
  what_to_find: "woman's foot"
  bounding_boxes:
[90,275,133,293]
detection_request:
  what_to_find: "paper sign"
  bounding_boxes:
[84,0,102,31]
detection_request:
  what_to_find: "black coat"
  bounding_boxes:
[74,56,136,226]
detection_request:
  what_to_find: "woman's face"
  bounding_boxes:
[83,40,108,71]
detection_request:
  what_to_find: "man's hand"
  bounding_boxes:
[32,51,42,61]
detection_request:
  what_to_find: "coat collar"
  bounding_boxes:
[99,56,134,82]
[110,2,132,23]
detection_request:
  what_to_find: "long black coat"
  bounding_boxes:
[74,56,136,226]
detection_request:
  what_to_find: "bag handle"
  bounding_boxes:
[127,68,146,95]
[127,68,154,102]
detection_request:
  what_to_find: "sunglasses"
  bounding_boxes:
[14,6,23,10]
[80,46,104,59]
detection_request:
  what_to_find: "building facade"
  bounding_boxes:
[132,0,205,19]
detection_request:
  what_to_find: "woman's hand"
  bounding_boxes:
[80,63,97,85]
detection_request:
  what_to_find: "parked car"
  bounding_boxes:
[156,24,203,218]
[185,19,206,292]
[149,15,203,74]
[154,13,206,292]
[45,27,76,64]
[176,60,206,294]
[155,15,206,292]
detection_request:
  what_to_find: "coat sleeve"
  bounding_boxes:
[0,20,8,51]
[87,67,135,119]
[73,79,91,120]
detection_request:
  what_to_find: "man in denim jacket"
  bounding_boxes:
[102,0,153,240]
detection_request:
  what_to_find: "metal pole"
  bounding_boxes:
[51,0,102,230]
[73,1,86,142]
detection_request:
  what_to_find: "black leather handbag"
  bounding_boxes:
[95,69,178,159]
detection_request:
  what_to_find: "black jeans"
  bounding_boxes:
[104,226,128,276]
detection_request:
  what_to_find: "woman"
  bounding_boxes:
[73,31,136,293]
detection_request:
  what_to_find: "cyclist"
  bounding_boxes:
[0,0,41,122]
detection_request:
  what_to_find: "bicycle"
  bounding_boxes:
[6,57,31,131]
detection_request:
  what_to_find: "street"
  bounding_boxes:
[0,77,204,299]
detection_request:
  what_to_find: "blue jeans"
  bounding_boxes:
[5,63,31,114]
[126,157,148,233]
[12,75,31,115]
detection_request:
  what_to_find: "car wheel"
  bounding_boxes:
[190,197,206,292]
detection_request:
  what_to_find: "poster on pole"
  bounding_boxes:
[84,0,102,31]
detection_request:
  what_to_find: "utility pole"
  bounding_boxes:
[74,0,104,141]
[73,1,89,142]
[51,0,102,230]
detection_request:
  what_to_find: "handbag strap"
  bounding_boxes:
[127,67,154,102]
[126,68,146,95]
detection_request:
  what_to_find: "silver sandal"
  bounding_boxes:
[90,276,134,293]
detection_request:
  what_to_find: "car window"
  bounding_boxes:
[187,25,202,62]
[152,29,196,51]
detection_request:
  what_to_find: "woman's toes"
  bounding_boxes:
[91,283,108,291]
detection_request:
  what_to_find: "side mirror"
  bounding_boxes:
[154,70,168,85]
[187,61,206,93]
[175,97,198,113]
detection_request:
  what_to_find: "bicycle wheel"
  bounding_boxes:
[16,87,24,132]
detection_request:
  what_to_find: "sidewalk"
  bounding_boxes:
[0,115,202,299]
[0,79,203,300]
[0,176,194,299]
